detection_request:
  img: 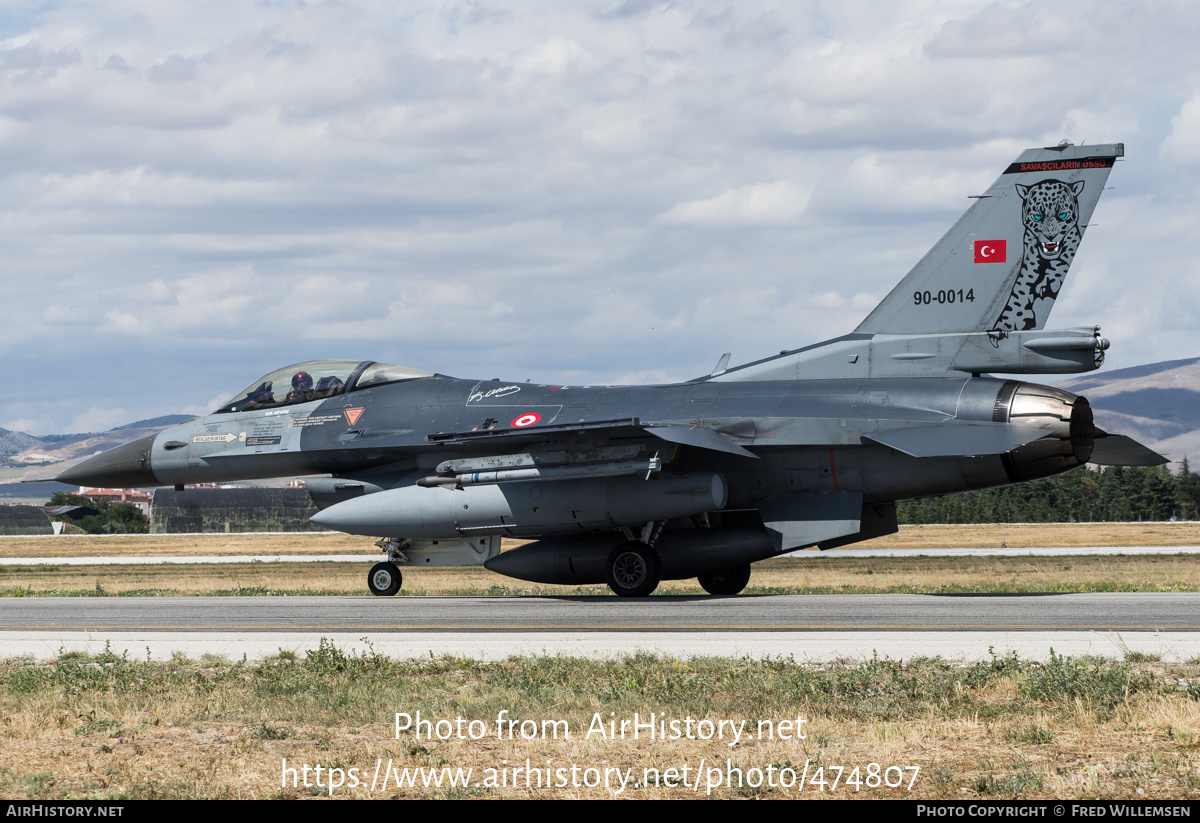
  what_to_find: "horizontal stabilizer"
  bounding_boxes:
[756,491,863,552]
[863,424,1050,458]
[1089,433,1168,466]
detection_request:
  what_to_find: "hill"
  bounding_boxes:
[0,415,194,488]
[1057,357,1200,464]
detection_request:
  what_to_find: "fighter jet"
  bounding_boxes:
[55,141,1165,597]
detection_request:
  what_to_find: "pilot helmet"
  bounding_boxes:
[292,371,314,392]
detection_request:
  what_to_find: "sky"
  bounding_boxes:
[2,0,1199,435]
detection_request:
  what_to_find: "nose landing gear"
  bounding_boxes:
[367,562,402,596]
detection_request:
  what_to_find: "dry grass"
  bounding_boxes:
[746,553,1200,594]
[2,523,1199,597]
[3,553,1200,597]
[0,532,372,559]
[3,521,1200,561]
[1,648,1197,799]
[868,522,1200,549]
[4,528,1198,800]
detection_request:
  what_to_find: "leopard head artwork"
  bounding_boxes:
[1014,179,1085,261]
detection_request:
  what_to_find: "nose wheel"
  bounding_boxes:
[368,562,402,596]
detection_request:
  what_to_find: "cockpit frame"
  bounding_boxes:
[215,360,435,414]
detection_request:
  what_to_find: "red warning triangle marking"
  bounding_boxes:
[343,407,365,426]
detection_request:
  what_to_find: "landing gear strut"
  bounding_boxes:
[605,541,661,597]
[368,561,402,596]
[697,563,751,596]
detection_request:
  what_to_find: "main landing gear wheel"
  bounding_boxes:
[367,562,402,596]
[697,563,751,596]
[605,541,661,598]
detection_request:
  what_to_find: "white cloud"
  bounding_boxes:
[2,418,41,435]
[95,264,260,337]
[659,181,812,226]
[1161,93,1200,164]
[67,406,134,435]
[0,1,1198,431]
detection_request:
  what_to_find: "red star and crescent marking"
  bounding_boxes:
[974,239,1007,263]
[511,412,541,428]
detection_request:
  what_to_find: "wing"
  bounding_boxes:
[427,417,758,458]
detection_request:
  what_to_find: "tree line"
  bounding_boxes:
[46,491,149,534]
[899,461,1200,524]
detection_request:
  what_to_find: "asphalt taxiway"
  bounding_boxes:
[5,542,1199,663]
[3,592,1199,663]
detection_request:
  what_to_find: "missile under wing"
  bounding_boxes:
[55,141,1165,597]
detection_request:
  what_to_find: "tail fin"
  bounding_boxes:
[854,143,1121,337]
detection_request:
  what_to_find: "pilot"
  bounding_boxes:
[315,375,344,399]
[244,381,275,410]
[288,370,315,402]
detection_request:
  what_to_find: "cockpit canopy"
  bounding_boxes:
[216,360,434,413]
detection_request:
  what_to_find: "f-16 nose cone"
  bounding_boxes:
[54,433,159,488]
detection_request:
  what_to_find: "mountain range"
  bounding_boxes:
[0,415,194,491]
[1056,356,1200,465]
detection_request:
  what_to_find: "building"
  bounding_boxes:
[76,487,154,517]
[149,487,326,533]
[0,504,54,535]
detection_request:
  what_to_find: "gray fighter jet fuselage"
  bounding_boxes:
[55,142,1165,597]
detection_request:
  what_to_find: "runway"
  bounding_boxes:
[4,592,1200,631]
[3,592,1199,663]
[3,545,1200,564]
[5,537,1198,663]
